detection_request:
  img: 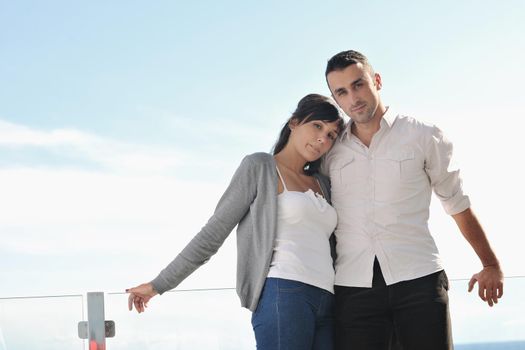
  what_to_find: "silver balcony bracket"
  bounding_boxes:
[78,292,115,348]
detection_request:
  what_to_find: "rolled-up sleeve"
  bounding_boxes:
[424,125,471,215]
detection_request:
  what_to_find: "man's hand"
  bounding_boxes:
[468,265,504,307]
[452,208,504,307]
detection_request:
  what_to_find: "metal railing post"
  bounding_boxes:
[78,292,115,350]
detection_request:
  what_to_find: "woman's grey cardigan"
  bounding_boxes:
[151,152,335,312]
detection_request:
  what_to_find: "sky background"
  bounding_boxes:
[0,0,524,345]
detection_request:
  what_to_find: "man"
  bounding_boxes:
[322,50,504,350]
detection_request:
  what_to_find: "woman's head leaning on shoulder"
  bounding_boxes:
[273,93,345,175]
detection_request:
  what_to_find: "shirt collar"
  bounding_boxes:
[340,106,396,142]
[382,106,396,127]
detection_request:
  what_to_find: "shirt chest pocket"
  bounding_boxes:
[375,149,419,182]
[329,154,365,190]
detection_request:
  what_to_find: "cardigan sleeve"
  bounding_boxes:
[151,155,259,294]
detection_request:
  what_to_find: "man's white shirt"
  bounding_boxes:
[323,107,470,287]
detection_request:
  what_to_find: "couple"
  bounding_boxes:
[127,50,504,350]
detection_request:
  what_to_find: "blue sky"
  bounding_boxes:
[1,0,524,344]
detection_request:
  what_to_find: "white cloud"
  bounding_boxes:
[0,119,188,174]
[0,165,239,295]
[0,120,243,295]
[0,167,224,252]
[0,119,90,146]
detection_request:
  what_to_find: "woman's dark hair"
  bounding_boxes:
[272,93,344,175]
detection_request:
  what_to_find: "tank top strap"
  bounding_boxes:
[314,176,326,199]
[275,166,288,191]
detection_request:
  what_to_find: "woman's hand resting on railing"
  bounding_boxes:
[126,283,158,313]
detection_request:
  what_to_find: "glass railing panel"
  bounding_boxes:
[450,276,525,349]
[107,277,524,349]
[1,277,522,349]
[106,288,254,350]
[0,294,84,350]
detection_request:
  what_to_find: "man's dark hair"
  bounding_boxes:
[325,50,374,77]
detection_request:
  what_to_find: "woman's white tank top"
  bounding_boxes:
[267,166,338,293]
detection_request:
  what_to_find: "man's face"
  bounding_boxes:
[326,63,382,125]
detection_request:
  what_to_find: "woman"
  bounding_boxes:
[127,93,344,349]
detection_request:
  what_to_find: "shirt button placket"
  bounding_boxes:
[366,152,375,238]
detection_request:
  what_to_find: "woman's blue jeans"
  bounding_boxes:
[251,278,335,350]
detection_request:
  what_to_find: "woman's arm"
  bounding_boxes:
[127,155,259,312]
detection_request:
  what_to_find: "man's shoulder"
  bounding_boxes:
[395,114,436,130]
[393,113,441,139]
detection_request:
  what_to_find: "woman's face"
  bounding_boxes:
[288,119,340,162]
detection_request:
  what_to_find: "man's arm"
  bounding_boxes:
[451,208,504,307]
